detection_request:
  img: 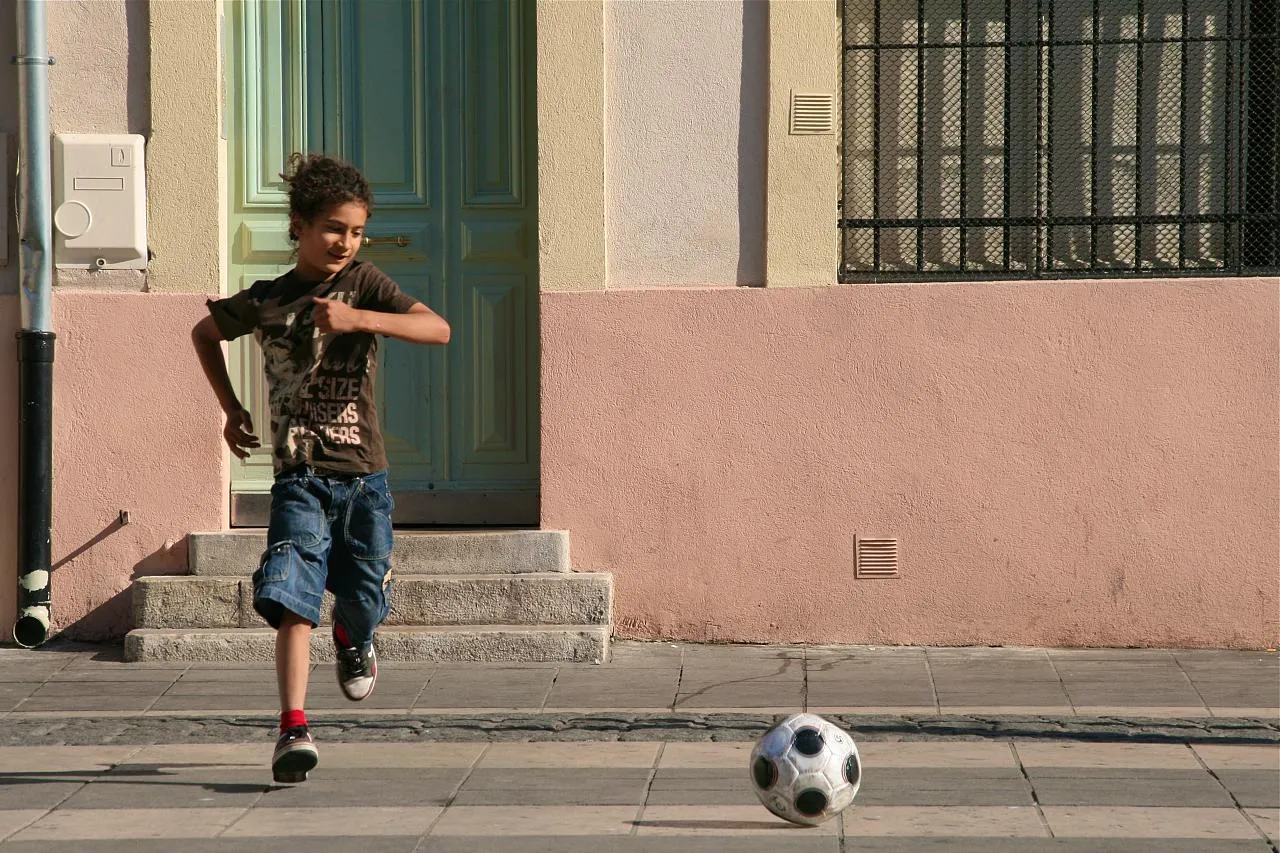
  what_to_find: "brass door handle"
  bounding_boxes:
[363,235,411,247]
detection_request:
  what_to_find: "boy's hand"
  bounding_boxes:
[224,407,260,460]
[311,296,364,334]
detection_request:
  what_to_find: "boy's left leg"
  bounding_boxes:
[329,471,395,701]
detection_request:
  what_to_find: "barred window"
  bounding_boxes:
[839,0,1279,280]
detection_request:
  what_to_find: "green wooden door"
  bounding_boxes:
[226,0,538,525]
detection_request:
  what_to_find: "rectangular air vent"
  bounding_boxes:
[789,92,835,135]
[855,536,899,579]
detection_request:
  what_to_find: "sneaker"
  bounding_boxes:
[334,627,377,701]
[272,726,318,784]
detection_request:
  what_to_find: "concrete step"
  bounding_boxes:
[189,529,569,576]
[123,625,609,663]
[133,572,612,629]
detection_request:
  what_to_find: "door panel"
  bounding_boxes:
[226,0,538,525]
[448,0,539,486]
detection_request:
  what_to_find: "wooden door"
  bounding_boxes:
[226,0,539,525]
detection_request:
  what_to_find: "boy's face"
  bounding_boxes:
[292,201,369,280]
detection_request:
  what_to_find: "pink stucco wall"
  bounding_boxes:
[0,299,16,635]
[542,279,1280,649]
[0,292,224,640]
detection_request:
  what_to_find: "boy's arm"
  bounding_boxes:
[312,298,451,345]
[192,316,260,459]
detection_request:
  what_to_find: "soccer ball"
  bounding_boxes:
[748,712,862,826]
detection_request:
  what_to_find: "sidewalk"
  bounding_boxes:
[0,641,1276,851]
[2,641,1276,726]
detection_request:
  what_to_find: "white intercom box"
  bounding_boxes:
[52,133,147,269]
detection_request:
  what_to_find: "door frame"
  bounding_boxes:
[222,0,541,528]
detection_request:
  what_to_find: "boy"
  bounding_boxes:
[192,153,450,782]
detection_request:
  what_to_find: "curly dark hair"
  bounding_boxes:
[280,152,373,241]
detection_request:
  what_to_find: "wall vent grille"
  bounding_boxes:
[856,536,899,579]
[790,92,835,135]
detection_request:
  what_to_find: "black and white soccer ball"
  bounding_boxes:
[749,712,862,826]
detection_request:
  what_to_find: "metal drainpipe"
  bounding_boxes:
[13,0,55,648]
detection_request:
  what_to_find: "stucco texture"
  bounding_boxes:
[537,0,606,292]
[48,0,149,136]
[605,0,767,287]
[0,292,224,640]
[43,0,151,292]
[542,279,1280,648]
[765,0,840,286]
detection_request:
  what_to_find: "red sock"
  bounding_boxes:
[333,623,352,648]
[280,709,308,733]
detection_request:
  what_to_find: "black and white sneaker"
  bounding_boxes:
[334,628,377,701]
[272,726,318,784]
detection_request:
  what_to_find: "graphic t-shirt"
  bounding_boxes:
[206,260,419,476]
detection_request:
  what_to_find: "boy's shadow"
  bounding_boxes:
[0,763,285,794]
[633,819,810,831]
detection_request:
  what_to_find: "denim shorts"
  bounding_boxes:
[252,467,395,647]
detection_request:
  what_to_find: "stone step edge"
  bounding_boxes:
[190,529,572,576]
[124,625,611,665]
[132,572,613,629]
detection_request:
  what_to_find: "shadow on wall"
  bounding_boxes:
[125,0,151,136]
[49,525,189,642]
[738,0,768,287]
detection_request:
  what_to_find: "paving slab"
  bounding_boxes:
[544,669,680,710]
[855,768,1036,807]
[144,695,284,713]
[1026,768,1237,807]
[55,768,268,810]
[6,806,247,841]
[856,741,1018,768]
[479,742,658,768]
[1015,742,1205,769]
[1215,769,1280,808]
[644,768,759,806]
[1246,807,1279,845]
[0,779,87,811]
[222,806,441,837]
[1041,805,1261,838]
[841,805,1047,837]
[415,669,556,710]
[420,840,841,853]
[674,682,805,710]
[825,841,1272,852]
[429,805,639,836]
[45,669,189,682]
[0,839,424,853]
[258,767,464,808]
[0,687,38,713]
[635,804,840,836]
[453,767,653,806]
[1194,745,1280,771]
[0,810,47,843]
[24,682,173,698]
[1194,686,1280,707]
[11,696,158,713]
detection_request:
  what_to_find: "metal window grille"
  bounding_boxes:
[839,0,1279,280]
